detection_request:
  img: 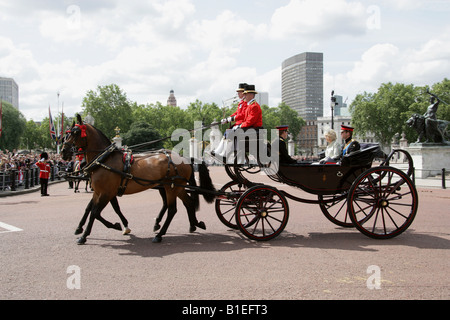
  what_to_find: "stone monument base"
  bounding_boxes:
[406,143,450,179]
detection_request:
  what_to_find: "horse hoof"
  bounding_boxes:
[189,226,197,233]
[152,236,162,243]
[123,227,131,235]
[113,223,122,231]
[197,221,206,230]
[77,237,86,245]
[74,227,83,235]
[153,224,161,232]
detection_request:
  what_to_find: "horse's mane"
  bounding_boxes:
[89,124,114,147]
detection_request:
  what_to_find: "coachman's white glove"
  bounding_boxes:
[221,116,235,124]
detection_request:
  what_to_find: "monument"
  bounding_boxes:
[406,90,450,178]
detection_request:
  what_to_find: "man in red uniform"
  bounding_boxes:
[221,83,248,127]
[213,83,248,157]
[36,152,51,196]
[240,84,262,130]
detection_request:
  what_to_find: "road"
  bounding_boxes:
[0,166,449,302]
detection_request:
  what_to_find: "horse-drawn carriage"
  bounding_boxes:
[61,115,418,244]
[214,145,417,241]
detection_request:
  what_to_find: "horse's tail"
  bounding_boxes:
[198,161,216,203]
[188,162,200,211]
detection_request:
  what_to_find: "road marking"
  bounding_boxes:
[0,221,23,233]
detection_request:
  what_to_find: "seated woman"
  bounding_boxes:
[320,129,341,164]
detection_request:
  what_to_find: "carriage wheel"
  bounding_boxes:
[383,149,414,177]
[318,192,353,227]
[347,166,418,239]
[215,181,249,229]
[235,185,289,241]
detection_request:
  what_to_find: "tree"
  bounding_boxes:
[0,101,27,151]
[261,102,305,142]
[122,121,162,151]
[350,82,416,148]
[82,84,133,139]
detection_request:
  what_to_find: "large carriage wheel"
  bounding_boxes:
[235,185,289,241]
[215,180,249,229]
[383,149,414,178]
[347,166,418,239]
[318,192,353,227]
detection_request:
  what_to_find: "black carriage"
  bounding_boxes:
[214,145,418,241]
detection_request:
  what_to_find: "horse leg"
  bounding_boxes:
[152,188,178,243]
[110,196,131,235]
[178,189,206,233]
[77,196,108,245]
[75,199,93,235]
[76,198,124,235]
[154,187,168,232]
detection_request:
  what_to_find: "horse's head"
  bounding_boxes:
[61,114,87,161]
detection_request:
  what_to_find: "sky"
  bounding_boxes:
[0,0,449,121]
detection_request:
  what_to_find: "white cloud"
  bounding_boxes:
[325,30,450,115]
[269,0,367,40]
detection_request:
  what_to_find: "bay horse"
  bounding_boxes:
[61,115,216,244]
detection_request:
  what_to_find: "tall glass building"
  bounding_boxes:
[281,52,323,121]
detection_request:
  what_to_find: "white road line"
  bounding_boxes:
[0,221,23,233]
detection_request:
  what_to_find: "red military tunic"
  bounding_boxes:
[36,161,51,179]
[241,99,262,129]
[230,99,248,126]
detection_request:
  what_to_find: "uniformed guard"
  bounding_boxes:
[36,152,51,196]
[340,125,360,156]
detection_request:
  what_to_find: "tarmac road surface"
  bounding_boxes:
[0,166,449,301]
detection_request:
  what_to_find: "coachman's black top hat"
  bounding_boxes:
[244,84,258,94]
[237,83,248,92]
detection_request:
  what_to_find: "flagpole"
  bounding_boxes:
[57,92,60,154]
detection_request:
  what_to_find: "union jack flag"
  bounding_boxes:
[49,106,57,142]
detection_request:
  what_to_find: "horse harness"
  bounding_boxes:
[71,143,189,197]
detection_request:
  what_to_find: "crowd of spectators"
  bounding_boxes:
[1,149,71,191]
[0,149,66,171]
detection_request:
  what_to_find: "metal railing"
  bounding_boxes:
[0,164,67,192]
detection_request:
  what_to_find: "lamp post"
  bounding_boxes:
[330,90,336,130]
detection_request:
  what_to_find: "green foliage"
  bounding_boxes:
[0,100,26,151]
[122,121,162,151]
[81,84,133,139]
[350,80,450,146]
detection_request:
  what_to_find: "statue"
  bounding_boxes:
[406,90,450,144]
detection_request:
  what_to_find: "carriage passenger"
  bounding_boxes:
[340,125,360,157]
[273,125,297,164]
[319,129,341,163]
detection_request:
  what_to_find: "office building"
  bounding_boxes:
[0,77,19,109]
[281,52,323,121]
